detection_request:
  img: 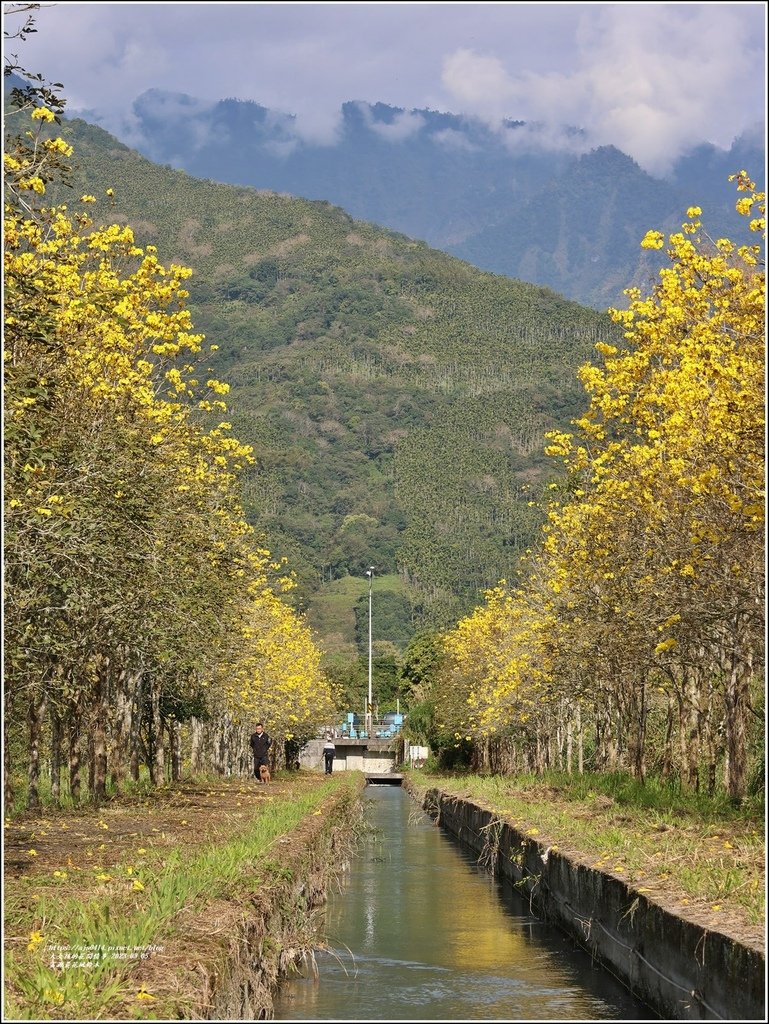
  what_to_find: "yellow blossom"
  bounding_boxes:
[640,229,665,249]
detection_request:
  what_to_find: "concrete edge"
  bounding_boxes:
[414,785,765,1022]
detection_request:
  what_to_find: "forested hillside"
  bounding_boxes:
[111,91,763,309]
[56,117,622,640]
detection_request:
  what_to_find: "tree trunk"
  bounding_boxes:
[50,706,63,804]
[92,663,108,805]
[27,692,46,811]
[213,719,224,775]
[596,697,618,771]
[149,684,164,786]
[628,674,647,781]
[190,716,204,774]
[681,666,702,791]
[534,728,546,774]
[724,650,750,801]
[170,719,182,782]
[661,693,676,779]
[216,716,232,776]
[69,710,82,803]
[86,734,95,798]
[4,690,15,813]
[110,673,132,792]
[129,674,143,783]
[566,714,573,775]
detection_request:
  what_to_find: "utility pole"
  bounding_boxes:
[365,567,374,736]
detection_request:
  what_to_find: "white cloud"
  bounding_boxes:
[289,106,343,147]
[499,121,590,158]
[352,103,426,142]
[14,3,766,175]
[432,128,478,152]
[441,5,766,175]
[441,49,517,119]
[370,109,426,143]
[264,138,300,159]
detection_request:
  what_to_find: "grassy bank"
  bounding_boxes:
[4,772,362,1020]
[408,770,765,940]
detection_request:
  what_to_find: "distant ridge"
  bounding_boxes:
[77,90,765,309]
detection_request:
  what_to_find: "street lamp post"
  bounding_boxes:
[365,567,374,737]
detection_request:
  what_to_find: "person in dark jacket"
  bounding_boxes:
[249,723,272,782]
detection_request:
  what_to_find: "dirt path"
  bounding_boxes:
[5,774,297,881]
[4,772,354,1019]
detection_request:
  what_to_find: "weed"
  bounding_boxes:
[478,818,504,874]
[415,772,764,927]
[5,774,360,1019]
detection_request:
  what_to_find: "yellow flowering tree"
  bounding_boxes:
[4,98,339,808]
[220,565,338,742]
[559,182,764,796]
[435,177,764,797]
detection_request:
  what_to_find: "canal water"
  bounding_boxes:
[273,786,655,1021]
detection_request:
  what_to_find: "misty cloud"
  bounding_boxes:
[432,128,479,153]
[371,110,426,143]
[116,89,218,160]
[132,90,216,126]
[351,102,426,142]
[441,5,766,176]
[289,106,343,147]
[499,122,591,158]
[17,3,765,178]
[264,138,300,159]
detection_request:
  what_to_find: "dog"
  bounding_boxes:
[258,763,271,784]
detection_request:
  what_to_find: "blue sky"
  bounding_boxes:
[7,2,767,175]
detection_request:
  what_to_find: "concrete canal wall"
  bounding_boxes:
[417,787,765,1022]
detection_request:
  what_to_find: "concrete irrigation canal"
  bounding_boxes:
[273,785,656,1021]
[5,773,761,1019]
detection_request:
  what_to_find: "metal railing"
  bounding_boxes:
[326,714,405,740]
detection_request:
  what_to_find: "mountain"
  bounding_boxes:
[450,142,764,309]
[88,90,764,310]
[118,91,571,249]
[51,117,623,648]
[449,146,677,311]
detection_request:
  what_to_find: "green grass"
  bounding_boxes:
[473,769,764,821]
[410,770,765,927]
[4,774,360,1020]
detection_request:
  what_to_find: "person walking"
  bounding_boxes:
[250,722,272,782]
[323,736,336,775]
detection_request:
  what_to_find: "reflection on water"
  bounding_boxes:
[273,786,656,1021]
